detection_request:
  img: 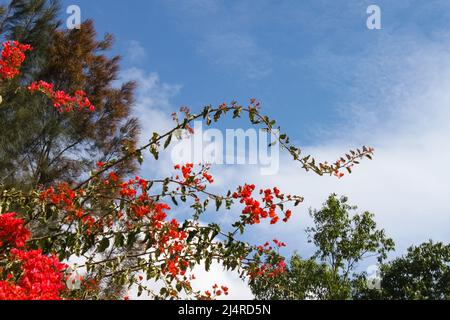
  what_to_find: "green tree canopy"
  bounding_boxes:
[250,194,395,300]
[250,254,343,300]
[378,241,450,300]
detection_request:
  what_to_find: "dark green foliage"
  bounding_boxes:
[250,194,395,300]
[0,0,139,190]
[307,194,395,279]
[378,241,449,300]
[250,254,347,300]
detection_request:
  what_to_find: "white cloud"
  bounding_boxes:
[129,262,252,300]
[190,262,253,300]
[119,67,184,182]
[126,40,147,64]
[120,67,182,145]
[163,1,275,80]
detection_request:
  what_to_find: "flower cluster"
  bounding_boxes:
[174,163,214,189]
[0,213,68,300]
[155,216,190,278]
[0,249,67,300]
[165,254,189,278]
[197,284,229,300]
[0,41,32,80]
[232,184,294,225]
[0,213,31,248]
[0,40,95,114]
[96,170,192,279]
[28,80,95,112]
[39,183,98,234]
[115,175,149,199]
[39,182,78,208]
[248,240,287,279]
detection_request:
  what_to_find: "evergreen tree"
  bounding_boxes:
[0,0,139,190]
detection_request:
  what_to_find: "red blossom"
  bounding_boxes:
[248,240,288,280]
[197,284,230,300]
[0,214,67,300]
[28,80,95,113]
[173,163,215,190]
[0,213,31,249]
[232,185,294,225]
[0,41,32,80]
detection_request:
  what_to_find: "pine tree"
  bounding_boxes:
[0,1,141,299]
[0,0,139,190]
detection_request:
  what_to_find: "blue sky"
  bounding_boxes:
[59,0,450,298]
[59,0,450,143]
[60,0,388,143]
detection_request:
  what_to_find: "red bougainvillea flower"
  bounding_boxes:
[0,249,68,300]
[232,185,294,225]
[0,41,32,80]
[0,213,31,248]
[28,80,95,112]
[196,284,230,300]
[173,163,215,191]
[39,183,101,234]
[0,213,68,300]
[249,240,288,280]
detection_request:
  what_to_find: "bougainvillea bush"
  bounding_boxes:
[0,40,374,300]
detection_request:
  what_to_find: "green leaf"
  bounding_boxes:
[202,105,211,118]
[150,145,159,160]
[114,233,125,247]
[186,230,198,243]
[127,232,137,248]
[98,237,110,253]
[164,134,172,149]
[205,256,212,272]
[151,132,159,142]
[215,198,223,211]
[136,150,144,165]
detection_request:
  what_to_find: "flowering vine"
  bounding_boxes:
[0,39,375,300]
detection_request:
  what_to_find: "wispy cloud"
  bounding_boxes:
[125,40,148,64]
[198,32,272,79]
[120,67,182,144]
[162,1,274,79]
